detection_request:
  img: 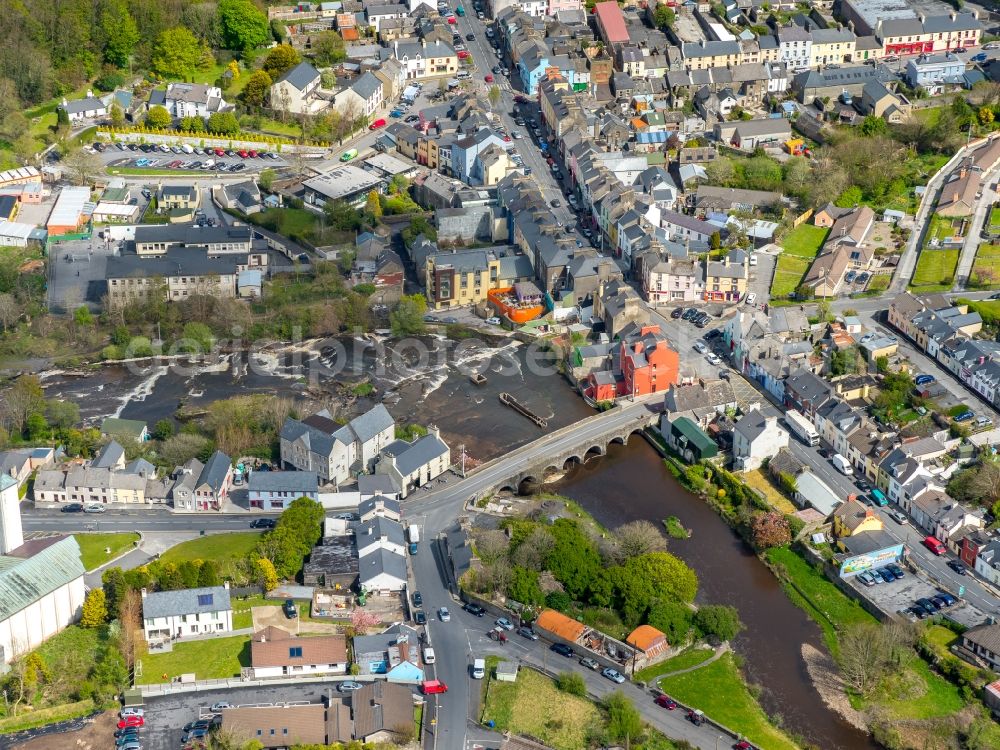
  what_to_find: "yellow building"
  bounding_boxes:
[832,498,884,538]
[425,248,501,309]
[157,184,200,211]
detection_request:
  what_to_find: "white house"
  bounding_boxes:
[0,476,86,665]
[331,72,384,119]
[976,540,1000,587]
[356,516,408,558]
[279,405,395,486]
[270,62,327,115]
[171,451,233,512]
[358,548,407,594]
[392,40,459,81]
[249,626,348,678]
[248,471,319,510]
[732,409,789,471]
[58,93,108,123]
[374,426,450,498]
[141,583,233,642]
[158,83,230,119]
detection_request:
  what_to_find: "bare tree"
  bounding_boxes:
[838,621,916,697]
[475,529,510,566]
[609,520,667,562]
[511,526,554,571]
[62,147,102,186]
[970,460,1000,506]
[0,292,20,331]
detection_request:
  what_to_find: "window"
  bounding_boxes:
[289,646,303,658]
[197,594,214,606]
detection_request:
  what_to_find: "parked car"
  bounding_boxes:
[885,563,905,579]
[931,595,950,609]
[211,702,232,712]
[744,292,757,305]
[412,591,423,607]
[876,568,895,583]
[337,681,363,692]
[250,518,275,528]
[495,617,514,630]
[937,592,957,606]
[915,598,938,615]
[908,606,928,620]
[550,643,574,657]
[84,504,106,513]
[857,571,876,587]
[654,694,677,710]
[517,626,538,640]
[438,607,451,622]
[463,602,486,616]
[693,341,708,354]
[687,709,705,726]
[579,657,600,670]
[888,510,908,525]
[61,503,84,513]
[671,307,684,318]
[923,536,947,555]
[120,708,144,718]
[602,667,626,684]
[421,680,448,694]
[947,560,966,575]
[283,600,298,618]
[117,716,144,729]
[414,610,427,624]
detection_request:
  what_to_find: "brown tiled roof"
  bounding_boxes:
[250,626,348,668]
[223,705,328,747]
[352,681,414,740]
[964,623,1000,654]
[536,609,586,641]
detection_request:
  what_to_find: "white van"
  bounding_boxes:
[472,658,485,679]
[832,453,853,475]
[423,647,436,664]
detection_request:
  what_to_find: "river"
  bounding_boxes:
[39,335,870,747]
[554,440,876,750]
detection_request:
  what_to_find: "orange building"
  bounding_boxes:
[618,324,679,398]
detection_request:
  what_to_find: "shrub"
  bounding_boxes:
[555,671,586,696]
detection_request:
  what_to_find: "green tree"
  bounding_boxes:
[545,519,602,601]
[102,567,128,615]
[709,231,721,250]
[46,399,80,429]
[653,3,676,28]
[145,104,172,129]
[488,85,501,109]
[613,551,698,624]
[91,645,128,700]
[110,102,125,129]
[389,294,428,336]
[241,69,273,108]
[217,0,270,53]
[980,106,995,127]
[207,111,240,135]
[180,321,215,353]
[152,27,206,80]
[546,590,571,611]
[258,168,276,191]
[180,115,205,131]
[153,419,175,440]
[604,692,643,746]
[101,1,140,68]
[258,497,325,579]
[555,671,586,696]
[647,601,693,645]
[312,31,347,65]
[198,560,220,587]
[262,45,300,80]
[693,604,743,642]
[859,115,887,137]
[74,306,94,326]
[875,355,889,373]
[81,589,108,627]
[507,566,543,605]
[324,199,365,231]
[366,189,383,219]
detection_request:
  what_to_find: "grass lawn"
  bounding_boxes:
[866,274,890,293]
[73,532,139,571]
[634,646,715,683]
[481,666,601,750]
[990,206,1000,229]
[971,244,1000,287]
[781,223,828,258]
[137,635,251,684]
[742,470,797,514]
[159,532,261,566]
[914,107,943,128]
[771,253,813,299]
[854,651,966,720]
[923,624,958,654]
[910,248,959,289]
[230,594,317,629]
[247,207,319,239]
[927,214,959,244]
[658,653,800,750]
[253,116,303,138]
[764,546,876,652]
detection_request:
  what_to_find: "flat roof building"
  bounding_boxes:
[47,186,91,235]
[304,166,385,208]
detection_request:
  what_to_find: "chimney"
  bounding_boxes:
[141,588,148,599]
[950,11,956,21]
[224,581,230,590]
[919,13,926,24]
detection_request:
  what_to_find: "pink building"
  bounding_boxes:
[593,1,629,47]
[548,0,582,14]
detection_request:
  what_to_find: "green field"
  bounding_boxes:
[481,666,601,750]
[137,635,250,684]
[853,650,966,720]
[772,224,828,299]
[634,646,715,683]
[971,243,1000,287]
[247,207,319,239]
[866,274,890,293]
[658,653,800,750]
[990,206,1000,229]
[73,533,140,571]
[159,532,261,566]
[910,248,959,290]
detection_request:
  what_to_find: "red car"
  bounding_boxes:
[117,715,144,729]
[484,73,494,82]
[502,135,512,142]
[421,680,448,694]
[458,50,469,58]
[368,118,387,130]
[237,150,249,158]
[514,94,528,103]
[248,149,258,158]
[734,742,755,750]
[447,15,456,23]
[214,148,225,157]
[654,694,677,710]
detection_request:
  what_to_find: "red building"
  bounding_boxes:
[618,324,679,397]
[960,530,990,569]
[593,1,630,47]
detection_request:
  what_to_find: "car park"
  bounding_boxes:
[579,657,600,670]
[602,667,626,684]
[551,642,574,657]
[937,592,957,606]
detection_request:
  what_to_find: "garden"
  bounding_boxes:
[136,635,251,685]
[910,248,959,291]
[771,224,828,299]
[970,243,1000,288]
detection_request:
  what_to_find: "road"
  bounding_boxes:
[19,504,259,533]
[954,162,1000,289]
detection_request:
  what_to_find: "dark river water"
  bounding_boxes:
[555,440,877,750]
[41,335,872,748]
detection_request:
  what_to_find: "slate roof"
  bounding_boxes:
[963,623,1000,655]
[92,441,125,469]
[353,682,414,740]
[357,516,406,547]
[198,451,231,493]
[276,62,320,91]
[249,471,319,493]
[351,72,382,101]
[358,547,407,585]
[0,536,85,622]
[734,409,771,442]
[107,249,247,279]
[381,433,449,476]
[142,585,231,620]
